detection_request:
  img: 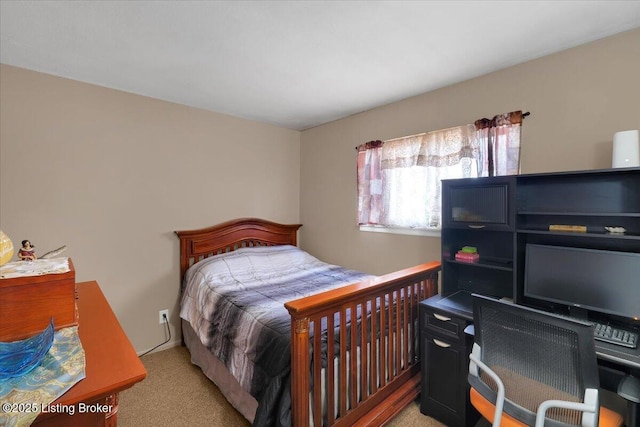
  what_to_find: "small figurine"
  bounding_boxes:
[18,240,37,261]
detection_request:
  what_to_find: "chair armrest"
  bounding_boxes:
[535,388,599,427]
[469,344,506,427]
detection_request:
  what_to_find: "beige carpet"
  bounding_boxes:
[118,346,448,427]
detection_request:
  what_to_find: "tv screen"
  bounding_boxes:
[524,244,640,321]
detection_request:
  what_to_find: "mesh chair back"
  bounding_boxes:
[470,294,600,426]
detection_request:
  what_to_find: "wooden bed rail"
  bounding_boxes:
[285,261,440,427]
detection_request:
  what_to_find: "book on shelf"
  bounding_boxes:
[455,251,480,262]
[549,224,587,233]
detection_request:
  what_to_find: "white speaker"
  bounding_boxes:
[612,130,640,168]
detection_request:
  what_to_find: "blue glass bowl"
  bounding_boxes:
[0,319,54,379]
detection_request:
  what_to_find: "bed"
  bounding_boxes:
[176,218,440,427]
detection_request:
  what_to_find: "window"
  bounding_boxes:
[357,111,523,232]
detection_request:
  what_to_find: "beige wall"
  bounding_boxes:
[0,64,301,352]
[1,29,639,352]
[299,28,640,275]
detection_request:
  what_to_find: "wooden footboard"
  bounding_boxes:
[285,261,440,427]
[177,218,440,426]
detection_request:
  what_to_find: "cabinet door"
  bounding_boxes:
[443,176,515,231]
[421,332,478,427]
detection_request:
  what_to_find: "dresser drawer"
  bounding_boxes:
[422,307,467,343]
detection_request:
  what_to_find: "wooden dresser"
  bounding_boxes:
[31,281,147,426]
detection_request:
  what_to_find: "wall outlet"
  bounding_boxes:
[159,309,169,324]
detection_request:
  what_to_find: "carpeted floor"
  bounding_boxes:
[119,345,630,426]
[118,346,449,426]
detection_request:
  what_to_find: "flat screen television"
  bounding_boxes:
[524,243,640,322]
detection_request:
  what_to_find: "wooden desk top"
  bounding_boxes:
[36,281,146,421]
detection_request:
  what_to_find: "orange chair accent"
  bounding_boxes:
[470,388,624,427]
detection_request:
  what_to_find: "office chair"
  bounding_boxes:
[468,294,624,427]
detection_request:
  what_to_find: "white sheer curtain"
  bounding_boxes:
[357,112,523,230]
[358,125,478,229]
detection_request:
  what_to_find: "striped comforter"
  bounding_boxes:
[180,245,372,426]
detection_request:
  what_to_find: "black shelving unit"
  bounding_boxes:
[420,167,640,427]
[440,175,516,299]
[439,167,640,301]
[514,167,640,304]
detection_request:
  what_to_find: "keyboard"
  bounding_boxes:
[593,322,638,349]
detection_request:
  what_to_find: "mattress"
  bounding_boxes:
[180,245,373,426]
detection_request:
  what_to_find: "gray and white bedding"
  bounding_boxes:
[179,245,373,427]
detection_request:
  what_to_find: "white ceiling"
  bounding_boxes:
[1,1,639,131]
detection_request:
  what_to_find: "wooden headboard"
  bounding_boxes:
[175,218,302,282]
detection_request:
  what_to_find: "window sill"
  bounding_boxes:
[359,225,441,238]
